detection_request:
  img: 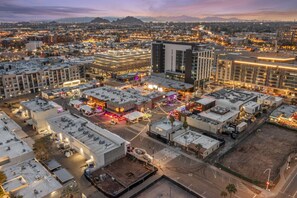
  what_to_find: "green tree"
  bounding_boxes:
[221,191,228,198]
[33,135,51,161]
[226,184,237,198]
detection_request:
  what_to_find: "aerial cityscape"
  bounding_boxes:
[0,0,297,198]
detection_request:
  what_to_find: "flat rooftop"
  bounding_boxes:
[0,57,90,75]
[150,118,183,137]
[0,111,22,132]
[173,130,219,149]
[83,86,150,105]
[196,98,216,106]
[270,105,297,119]
[21,98,60,112]
[204,88,256,109]
[47,113,125,156]
[198,106,239,123]
[90,155,156,197]
[146,75,193,91]
[43,83,94,95]
[2,159,62,198]
[0,112,32,163]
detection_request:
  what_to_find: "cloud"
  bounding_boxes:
[0,2,100,21]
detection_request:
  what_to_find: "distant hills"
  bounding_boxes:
[49,15,245,24]
[113,16,144,25]
[90,17,110,23]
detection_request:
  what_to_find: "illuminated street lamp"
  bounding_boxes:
[264,168,271,190]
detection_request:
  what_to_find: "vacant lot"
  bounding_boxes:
[220,124,297,184]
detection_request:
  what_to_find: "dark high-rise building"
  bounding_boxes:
[151,41,213,87]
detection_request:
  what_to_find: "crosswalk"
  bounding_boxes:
[153,148,180,165]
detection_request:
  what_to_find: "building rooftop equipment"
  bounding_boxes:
[47,113,126,156]
[1,158,62,198]
[145,75,194,91]
[270,105,297,119]
[204,88,257,110]
[173,130,220,149]
[0,112,33,167]
[83,86,151,106]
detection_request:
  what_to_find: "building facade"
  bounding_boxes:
[216,52,297,95]
[0,59,88,99]
[151,41,213,87]
[88,49,151,79]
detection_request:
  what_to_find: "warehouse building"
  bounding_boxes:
[47,113,127,169]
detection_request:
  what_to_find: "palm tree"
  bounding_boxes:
[0,171,7,197]
[169,115,175,128]
[183,120,188,132]
[221,191,228,198]
[226,183,237,198]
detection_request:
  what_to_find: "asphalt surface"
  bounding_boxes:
[1,95,296,198]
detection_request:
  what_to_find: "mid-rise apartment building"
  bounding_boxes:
[0,57,90,99]
[278,26,297,44]
[216,52,297,95]
[151,41,213,87]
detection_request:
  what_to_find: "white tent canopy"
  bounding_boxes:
[123,111,144,121]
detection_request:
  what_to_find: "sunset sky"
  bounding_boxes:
[1,0,297,21]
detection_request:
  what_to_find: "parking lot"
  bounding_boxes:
[219,123,297,186]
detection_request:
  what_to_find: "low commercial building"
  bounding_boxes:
[41,83,95,100]
[173,130,220,158]
[242,101,261,114]
[149,118,183,142]
[194,98,216,112]
[203,88,257,110]
[47,113,127,169]
[20,98,63,133]
[83,86,152,114]
[269,105,297,129]
[257,94,283,107]
[1,159,62,198]
[0,112,34,169]
[0,112,62,198]
[144,75,194,92]
[187,106,239,133]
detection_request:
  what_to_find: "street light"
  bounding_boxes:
[264,168,271,190]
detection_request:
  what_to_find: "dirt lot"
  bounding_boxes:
[220,123,297,184]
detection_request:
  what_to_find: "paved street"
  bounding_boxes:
[1,96,295,198]
[276,165,297,198]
